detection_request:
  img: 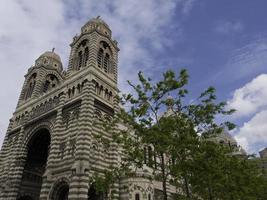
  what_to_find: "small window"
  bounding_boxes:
[135,193,140,200]
[24,73,37,100]
[104,54,110,73]
[43,80,50,92]
[148,146,153,167]
[78,51,83,69]
[84,47,89,66]
[97,48,104,68]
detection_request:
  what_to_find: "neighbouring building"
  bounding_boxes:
[259,148,267,175]
[0,17,177,200]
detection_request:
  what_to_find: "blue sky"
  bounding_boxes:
[0,0,267,154]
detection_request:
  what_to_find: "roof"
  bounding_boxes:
[40,50,61,62]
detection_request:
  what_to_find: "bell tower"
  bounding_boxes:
[67,16,119,82]
[0,17,121,200]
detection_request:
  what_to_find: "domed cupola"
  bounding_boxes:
[35,48,63,72]
[81,16,112,38]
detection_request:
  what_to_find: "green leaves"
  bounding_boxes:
[108,69,266,199]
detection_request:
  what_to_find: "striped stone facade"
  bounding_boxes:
[0,17,176,200]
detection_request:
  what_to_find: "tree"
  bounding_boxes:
[114,69,235,199]
[105,69,266,200]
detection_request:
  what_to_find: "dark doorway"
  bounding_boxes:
[17,195,34,200]
[88,184,105,200]
[53,183,69,200]
[19,128,51,199]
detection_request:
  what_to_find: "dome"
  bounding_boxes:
[81,16,112,37]
[40,50,61,63]
[35,49,63,72]
[85,16,110,29]
[217,129,237,145]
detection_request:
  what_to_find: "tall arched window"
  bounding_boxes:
[104,89,109,99]
[84,47,89,66]
[78,51,83,70]
[97,41,112,74]
[104,53,110,73]
[97,48,103,68]
[135,193,140,200]
[99,85,103,96]
[108,91,113,101]
[75,39,89,70]
[25,73,37,100]
[148,146,153,167]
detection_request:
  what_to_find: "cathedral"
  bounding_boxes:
[0,17,176,200]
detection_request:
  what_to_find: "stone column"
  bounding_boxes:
[108,92,120,200]
[69,80,94,200]
[5,126,26,200]
[40,92,66,200]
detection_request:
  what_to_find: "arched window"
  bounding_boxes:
[108,91,113,101]
[75,39,89,70]
[99,85,103,96]
[84,47,89,66]
[135,193,140,200]
[78,51,83,70]
[148,146,153,167]
[104,53,110,73]
[148,193,152,200]
[104,89,109,99]
[25,73,37,100]
[97,41,112,74]
[94,81,99,94]
[97,48,104,68]
[42,74,59,93]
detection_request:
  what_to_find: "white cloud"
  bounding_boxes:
[181,0,197,15]
[215,20,244,35]
[234,109,267,154]
[227,74,267,118]
[213,35,267,83]
[0,0,195,147]
[228,74,267,154]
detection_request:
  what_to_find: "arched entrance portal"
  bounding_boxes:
[17,195,34,200]
[51,181,69,200]
[19,128,51,199]
[88,184,106,200]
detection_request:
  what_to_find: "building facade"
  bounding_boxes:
[0,17,175,200]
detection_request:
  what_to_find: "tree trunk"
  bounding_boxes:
[184,175,191,199]
[160,152,168,200]
[208,185,213,200]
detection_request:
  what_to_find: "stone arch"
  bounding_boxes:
[42,74,60,93]
[18,126,52,200]
[22,121,53,150]
[42,70,63,82]
[74,38,89,52]
[129,184,146,200]
[24,72,37,100]
[97,37,116,57]
[50,178,70,200]
[72,38,90,70]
